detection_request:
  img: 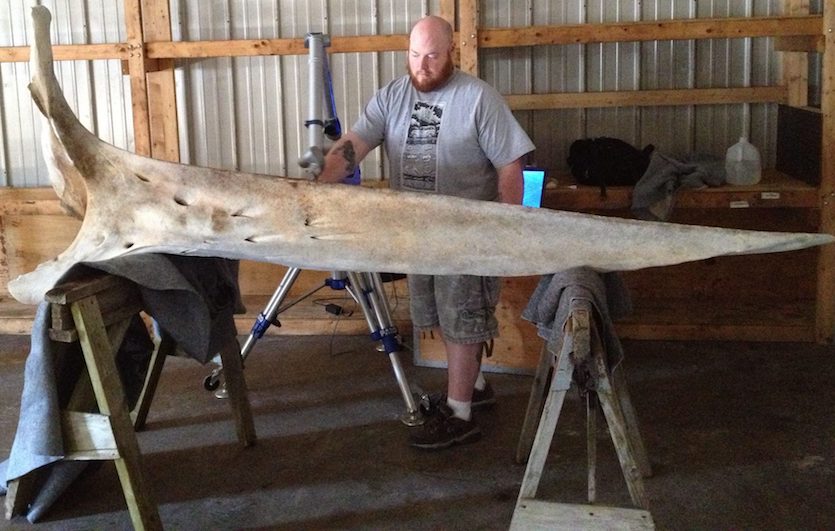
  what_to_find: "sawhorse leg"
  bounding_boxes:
[72,295,162,530]
[589,323,649,509]
[516,334,575,502]
[131,331,175,430]
[612,364,653,478]
[133,329,255,446]
[515,343,554,464]
[218,341,256,446]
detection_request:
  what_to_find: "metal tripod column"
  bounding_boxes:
[346,271,422,426]
[298,32,331,178]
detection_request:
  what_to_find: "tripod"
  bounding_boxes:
[203,32,423,426]
[204,268,422,425]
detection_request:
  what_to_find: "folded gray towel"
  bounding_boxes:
[631,152,725,221]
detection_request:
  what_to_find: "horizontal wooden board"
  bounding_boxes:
[510,500,654,531]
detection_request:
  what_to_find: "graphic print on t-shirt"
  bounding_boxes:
[402,101,443,192]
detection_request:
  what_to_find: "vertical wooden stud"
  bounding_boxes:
[458,0,478,75]
[142,0,180,163]
[123,0,179,162]
[817,1,835,343]
[123,0,152,157]
[439,0,455,27]
[783,0,810,107]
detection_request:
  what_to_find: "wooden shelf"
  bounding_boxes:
[543,169,818,211]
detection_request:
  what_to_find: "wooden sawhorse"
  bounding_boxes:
[4,273,256,530]
[511,301,654,530]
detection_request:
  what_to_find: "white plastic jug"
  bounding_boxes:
[725,136,761,185]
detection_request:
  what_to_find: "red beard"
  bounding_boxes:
[408,56,455,92]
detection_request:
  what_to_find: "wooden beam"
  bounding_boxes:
[2,16,821,64]
[123,0,152,157]
[142,0,179,162]
[439,0,455,27]
[817,2,835,344]
[458,0,478,75]
[0,187,62,215]
[505,86,788,110]
[782,0,810,108]
[146,34,408,59]
[479,16,822,48]
[0,43,129,62]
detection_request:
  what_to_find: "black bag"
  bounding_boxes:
[567,137,655,197]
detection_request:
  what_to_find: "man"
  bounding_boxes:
[318,15,534,450]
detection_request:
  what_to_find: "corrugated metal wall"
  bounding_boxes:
[0,0,821,187]
[0,0,131,187]
[171,0,437,180]
[481,0,784,171]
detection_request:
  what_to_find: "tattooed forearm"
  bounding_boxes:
[338,141,357,175]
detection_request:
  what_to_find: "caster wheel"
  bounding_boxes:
[203,374,220,391]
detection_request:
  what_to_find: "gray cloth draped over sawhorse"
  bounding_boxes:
[0,254,244,522]
[522,266,632,371]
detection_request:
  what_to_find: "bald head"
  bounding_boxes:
[408,16,455,92]
[410,16,453,50]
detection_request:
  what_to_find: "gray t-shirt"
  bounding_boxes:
[352,70,535,201]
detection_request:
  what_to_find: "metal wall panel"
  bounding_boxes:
[482,0,783,173]
[0,0,130,187]
[1,0,810,186]
[171,0,436,180]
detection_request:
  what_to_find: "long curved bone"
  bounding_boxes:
[9,6,833,305]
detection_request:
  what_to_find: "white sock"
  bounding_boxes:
[474,371,487,391]
[446,397,472,421]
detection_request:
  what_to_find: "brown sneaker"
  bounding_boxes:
[409,404,482,450]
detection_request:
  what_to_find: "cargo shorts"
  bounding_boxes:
[408,274,501,344]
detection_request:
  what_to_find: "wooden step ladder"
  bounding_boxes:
[5,272,256,530]
[512,301,654,530]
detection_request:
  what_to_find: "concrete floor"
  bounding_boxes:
[1,332,833,530]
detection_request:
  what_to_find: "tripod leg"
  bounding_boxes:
[346,272,423,426]
[204,267,302,393]
[240,267,302,360]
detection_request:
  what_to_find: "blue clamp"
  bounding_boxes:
[250,313,279,338]
[326,277,349,290]
[371,327,401,354]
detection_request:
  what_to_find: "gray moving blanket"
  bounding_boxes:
[631,152,726,221]
[0,254,243,522]
[522,267,632,375]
